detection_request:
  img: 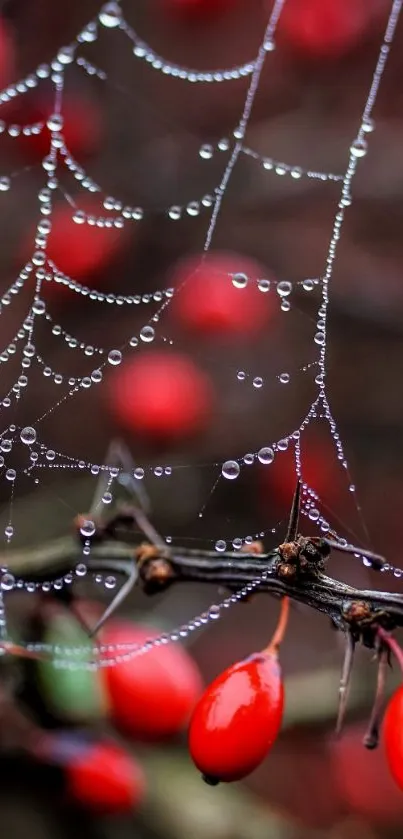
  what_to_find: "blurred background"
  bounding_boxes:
[0,0,403,836]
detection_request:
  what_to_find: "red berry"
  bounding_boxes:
[36,734,145,814]
[22,198,127,288]
[108,351,214,442]
[102,622,203,740]
[0,19,15,89]
[188,651,284,783]
[163,0,233,20]
[171,252,274,339]
[332,722,403,824]
[67,741,145,813]
[383,685,403,791]
[4,93,102,161]
[277,0,384,58]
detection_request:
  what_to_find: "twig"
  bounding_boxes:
[2,533,403,643]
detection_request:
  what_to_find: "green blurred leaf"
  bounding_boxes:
[37,611,108,723]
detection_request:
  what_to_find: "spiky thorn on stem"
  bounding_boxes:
[363,642,389,750]
[335,632,355,737]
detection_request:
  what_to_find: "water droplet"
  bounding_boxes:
[140,325,155,343]
[243,453,254,465]
[1,572,14,590]
[257,447,274,465]
[302,279,314,291]
[252,376,263,388]
[221,460,240,480]
[232,538,242,550]
[237,370,246,381]
[232,272,248,289]
[20,426,36,445]
[0,176,10,192]
[199,144,213,160]
[80,520,96,538]
[362,117,375,133]
[279,373,290,384]
[32,298,46,315]
[209,605,221,619]
[102,491,112,504]
[276,280,292,297]
[258,279,270,292]
[314,332,325,346]
[46,113,64,132]
[5,469,16,481]
[134,467,144,480]
[75,563,87,577]
[99,1,122,27]
[350,138,367,158]
[215,540,227,552]
[107,349,122,366]
[105,575,116,589]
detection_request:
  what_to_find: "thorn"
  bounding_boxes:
[363,646,388,750]
[285,479,301,543]
[335,633,355,737]
[88,560,138,638]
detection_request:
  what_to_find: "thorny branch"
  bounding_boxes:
[1,496,402,646]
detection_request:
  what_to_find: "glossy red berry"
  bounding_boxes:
[383,685,403,790]
[108,351,214,443]
[171,252,274,339]
[102,621,203,740]
[188,651,284,783]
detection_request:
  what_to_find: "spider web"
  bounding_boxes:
[0,0,401,668]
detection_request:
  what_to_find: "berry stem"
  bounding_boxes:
[264,596,290,656]
[377,627,403,674]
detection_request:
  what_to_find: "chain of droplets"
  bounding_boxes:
[15,567,275,669]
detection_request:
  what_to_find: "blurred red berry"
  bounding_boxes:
[259,436,343,512]
[0,19,15,89]
[383,685,403,792]
[332,722,403,823]
[35,733,145,814]
[102,621,203,740]
[67,741,145,813]
[3,93,102,161]
[189,651,284,783]
[23,198,127,287]
[277,0,385,57]
[171,252,274,338]
[109,351,214,442]
[162,0,233,20]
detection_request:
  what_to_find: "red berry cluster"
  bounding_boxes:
[188,597,289,784]
[32,609,203,814]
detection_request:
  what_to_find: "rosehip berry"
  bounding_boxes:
[108,351,214,443]
[23,198,127,288]
[383,685,403,791]
[37,734,145,814]
[4,93,102,161]
[188,650,283,783]
[102,621,203,740]
[189,597,289,784]
[277,0,383,58]
[163,0,233,20]
[0,19,15,89]
[171,252,274,339]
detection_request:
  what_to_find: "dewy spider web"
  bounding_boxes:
[0,0,401,667]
